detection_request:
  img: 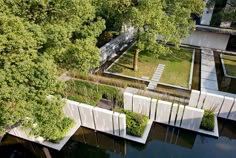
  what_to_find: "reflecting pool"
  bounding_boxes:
[1,118,236,158]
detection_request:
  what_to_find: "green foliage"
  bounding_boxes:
[69,71,147,90]
[0,0,109,141]
[97,31,118,47]
[65,80,123,106]
[200,110,215,131]
[207,0,236,26]
[115,108,148,137]
[96,0,204,53]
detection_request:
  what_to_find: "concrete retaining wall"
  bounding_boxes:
[189,90,236,121]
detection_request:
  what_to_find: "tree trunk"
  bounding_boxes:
[133,48,140,71]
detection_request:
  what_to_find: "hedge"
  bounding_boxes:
[65,80,123,106]
[115,108,148,137]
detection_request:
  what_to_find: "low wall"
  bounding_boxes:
[189,90,236,121]
[100,28,135,64]
[124,92,218,137]
[8,99,126,150]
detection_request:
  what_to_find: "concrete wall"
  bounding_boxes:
[189,90,236,121]
[100,28,135,64]
[182,31,230,50]
[8,99,126,151]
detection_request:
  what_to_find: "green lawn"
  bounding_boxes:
[108,46,193,88]
[222,54,236,77]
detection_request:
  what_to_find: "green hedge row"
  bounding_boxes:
[115,108,148,137]
[65,80,123,106]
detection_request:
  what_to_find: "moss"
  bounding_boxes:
[115,108,148,137]
[200,110,215,131]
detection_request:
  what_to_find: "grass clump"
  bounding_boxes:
[115,108,148,137]
[65,80,123,106]
[200,109,215,131]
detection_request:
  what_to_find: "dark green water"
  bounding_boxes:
[1,118,236,158]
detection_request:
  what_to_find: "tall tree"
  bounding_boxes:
[207,0,236,26]
[96,0,204,71]
[0,0,105,141]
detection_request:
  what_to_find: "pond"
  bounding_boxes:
[1,118,236,158]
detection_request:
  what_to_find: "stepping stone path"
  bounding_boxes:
[200,48,218,92]
[147,64,165,90]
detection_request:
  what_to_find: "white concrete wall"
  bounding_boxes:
[170,103,178,125]
[93,107,114,135]
[188,90,200,107]
[176,105,185,127]
[155,100,172,124]
[64,100,81,125]
[197,91,207,109]
[78,103,96,129]
[113,112,120,136]
[181,106,204,131]
[124,92,133,111]
[182,31,230,50]
[132,95,151,117]
[203,93,224,113]
[150,99,157,120]
[119,114,126,137]
[228,99,236,121]
[218,97,234,118]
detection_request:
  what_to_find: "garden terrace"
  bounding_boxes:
[65,80,123,106]
[106,45,193,88]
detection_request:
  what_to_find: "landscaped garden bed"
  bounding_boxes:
[65,80,123,106]
[221,53,236,78]
[106,45,193,88]
[115,108,148,137]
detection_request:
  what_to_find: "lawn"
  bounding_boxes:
[108,46,193,88]
[222,54,236,77]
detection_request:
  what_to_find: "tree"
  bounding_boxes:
[207,0,236,26]
[0,0,105,141]
[96,0,204,71]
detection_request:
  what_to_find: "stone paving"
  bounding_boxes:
[147,64,165,90]
[201,48,218,91]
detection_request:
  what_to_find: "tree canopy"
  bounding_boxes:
[0,0,105,141]
[96,0,204,70]
[207,0,236,27]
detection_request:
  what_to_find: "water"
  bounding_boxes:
[1,118,236,158]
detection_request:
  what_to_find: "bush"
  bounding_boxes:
[65,80,123,106]
[115,108,148,137]
[200,109,215,131]
[68,71,147,90]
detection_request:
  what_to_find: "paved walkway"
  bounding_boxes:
[201,48,218,92]
[147,64,165,90]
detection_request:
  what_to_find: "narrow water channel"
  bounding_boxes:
[1,118,236,158]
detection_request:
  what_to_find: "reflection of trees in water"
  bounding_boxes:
[62,127,126,156]
[148,123,196,149]
[218,118,236,139]
[0,134,46,158]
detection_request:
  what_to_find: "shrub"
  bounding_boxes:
[65,80,123,106]
[200,109,215,131]
[115,108,148,137]
[68,71,147,90]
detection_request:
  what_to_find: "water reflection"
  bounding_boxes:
[1,118,236,158]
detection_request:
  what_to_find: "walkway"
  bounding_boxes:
[147,64,165,90]
[201,48,218,92]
